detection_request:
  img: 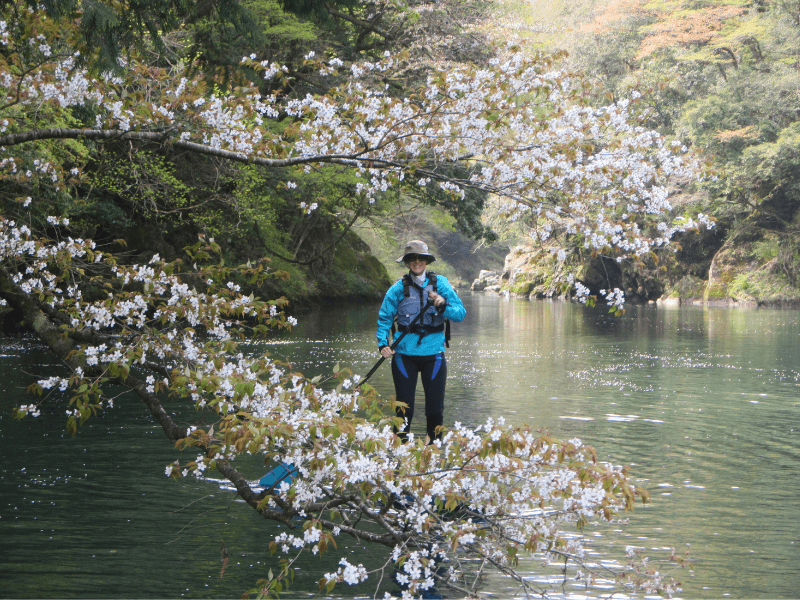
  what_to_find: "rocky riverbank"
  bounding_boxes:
[471,239,800,307]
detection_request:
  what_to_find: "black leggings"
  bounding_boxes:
[391,353,447,443]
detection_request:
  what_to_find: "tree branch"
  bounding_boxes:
[324,4,396,41]
[0,265,78,364]
[253,198,369,266]
[0,128,369,169]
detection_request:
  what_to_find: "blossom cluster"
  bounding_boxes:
[601,287,626,309]
[3,206,657,595]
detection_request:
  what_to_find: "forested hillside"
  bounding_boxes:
[484,0,800,304]
[2,0,797,315]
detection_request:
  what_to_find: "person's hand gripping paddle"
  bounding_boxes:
[356,291,444,390]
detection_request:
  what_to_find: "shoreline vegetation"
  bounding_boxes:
[468,242,800,309]
[396,0,800,310]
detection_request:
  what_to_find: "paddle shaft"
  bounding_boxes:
[356,296,436,389]
[262,298,438,485]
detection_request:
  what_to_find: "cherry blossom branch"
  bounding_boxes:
[2,6,688,596]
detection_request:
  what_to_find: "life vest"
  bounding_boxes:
[395,272,451,347]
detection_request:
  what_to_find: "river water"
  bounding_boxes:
[1,293,799,598]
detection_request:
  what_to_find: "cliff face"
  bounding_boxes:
[472,245,559,297]
[472,243,662,304]
[496,245,563,298]
[697,233,800,307]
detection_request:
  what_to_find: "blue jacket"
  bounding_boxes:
[377,273,466,356]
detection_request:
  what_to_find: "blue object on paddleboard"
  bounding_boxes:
[259,462,297,489]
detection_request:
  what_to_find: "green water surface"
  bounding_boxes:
[1,295,798,598]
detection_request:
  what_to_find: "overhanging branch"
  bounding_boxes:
[0,128,377,169]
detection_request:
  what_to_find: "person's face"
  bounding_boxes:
[405,254,428,276]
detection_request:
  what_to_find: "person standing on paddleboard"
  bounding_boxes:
[376,240,466,444]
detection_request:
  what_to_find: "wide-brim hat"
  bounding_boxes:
[396,240,436,264]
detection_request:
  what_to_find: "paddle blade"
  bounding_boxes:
[259,462,296,488]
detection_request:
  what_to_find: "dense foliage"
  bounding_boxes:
[566,0,800,302]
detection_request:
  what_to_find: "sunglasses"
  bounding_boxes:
[405,254,428,263]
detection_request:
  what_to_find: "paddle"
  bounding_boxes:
[258,460,297,489]
[355,295,435,390]
[259,293,440,488]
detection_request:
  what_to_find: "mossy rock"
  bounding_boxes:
[328,231,392,300]
[500,244,562,296]
[706,235,800,304]
[263,229,392,307]
[663,275,707,302]
[531,281,557,298]
[508,279,537,297]
[706,244,752,302]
